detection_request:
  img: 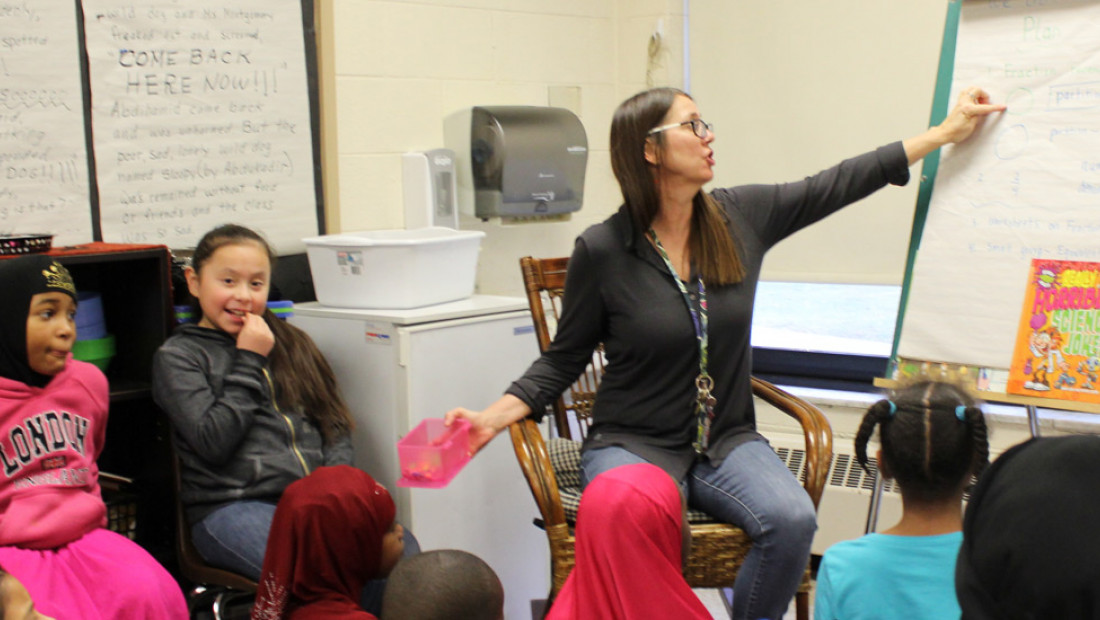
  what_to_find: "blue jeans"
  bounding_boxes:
[192,501,421,615]
[582,440,816,620]
[192,500,274,580]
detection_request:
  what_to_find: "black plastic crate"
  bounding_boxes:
[101,473,139,541]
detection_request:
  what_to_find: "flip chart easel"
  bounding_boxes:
[886,0,1100,416]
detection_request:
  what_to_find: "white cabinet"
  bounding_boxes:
[291,297,548,619]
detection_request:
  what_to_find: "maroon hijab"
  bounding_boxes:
[251,466,396,620]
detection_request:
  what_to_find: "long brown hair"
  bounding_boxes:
[610,87,744,285]
[190,224,353,442]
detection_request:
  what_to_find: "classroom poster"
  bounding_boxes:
[81,0,319,252]
[1007,259,1100,404]
[0,0,94,245]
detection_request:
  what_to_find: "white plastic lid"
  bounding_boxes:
[302,227,484,248]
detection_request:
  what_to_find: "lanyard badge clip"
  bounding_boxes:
[694,374,716,455]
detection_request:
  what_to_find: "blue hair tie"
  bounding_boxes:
[886,401,897,416]
[955,405,967,421]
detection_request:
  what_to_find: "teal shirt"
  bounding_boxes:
[815,531,963,620]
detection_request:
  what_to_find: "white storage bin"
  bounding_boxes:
[303,228,485,309]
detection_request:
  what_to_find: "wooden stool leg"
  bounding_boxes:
[796,590,810,620]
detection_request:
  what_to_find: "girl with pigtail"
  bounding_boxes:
[813,380,990,620]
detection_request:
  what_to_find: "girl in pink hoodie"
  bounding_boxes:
[0,255,186,620]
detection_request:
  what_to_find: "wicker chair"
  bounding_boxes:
[509,256,833,620]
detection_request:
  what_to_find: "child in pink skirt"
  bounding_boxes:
[0,255,186,619]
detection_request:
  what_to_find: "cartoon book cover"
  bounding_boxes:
[1007,259,1100,403]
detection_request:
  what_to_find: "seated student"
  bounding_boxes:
[153,224,358,583]
[251,465,405,619]
[0,255,187,619]
[546,463,710,620]
[155,225,419,614]
[380,549,504,620]
[814,380,990,620]
[956,434,1100,619]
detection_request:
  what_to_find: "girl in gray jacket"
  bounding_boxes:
[153,224,355,581]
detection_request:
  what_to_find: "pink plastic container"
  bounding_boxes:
[396,418,472,488]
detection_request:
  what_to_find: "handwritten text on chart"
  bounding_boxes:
[0,0,92,244]
[899,0,1100,370]
[86,0,319,250]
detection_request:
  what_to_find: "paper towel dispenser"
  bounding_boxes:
[444,106,588,220]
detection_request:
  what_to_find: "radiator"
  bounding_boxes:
[769,431,1005,555]
[769,432,901,555]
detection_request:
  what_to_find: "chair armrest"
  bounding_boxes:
[99,470,134,492]
[509,419,568,527]
[751,377,833,508]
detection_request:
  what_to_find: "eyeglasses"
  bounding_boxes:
[647,118,714,139]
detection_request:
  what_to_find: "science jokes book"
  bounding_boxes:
[1007,259,1100,404]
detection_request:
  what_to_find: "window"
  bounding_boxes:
[751,282,902,392]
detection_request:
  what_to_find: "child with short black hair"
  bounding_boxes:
[957,434,1100,619]
[380,549,504,620]
[814,380,989,620]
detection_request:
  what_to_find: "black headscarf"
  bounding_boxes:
[0,255,78,388]
[956,434,1100,619]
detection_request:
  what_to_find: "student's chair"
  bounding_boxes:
[510,256,833,620]
[172,451,257,619]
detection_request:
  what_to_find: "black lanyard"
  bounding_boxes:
[649,229,715,454]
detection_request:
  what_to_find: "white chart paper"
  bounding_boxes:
[898,0,1100,369]
[83,0,319,252]
[0,0,94,245]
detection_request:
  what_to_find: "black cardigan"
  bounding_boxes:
[507,142,910,480]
